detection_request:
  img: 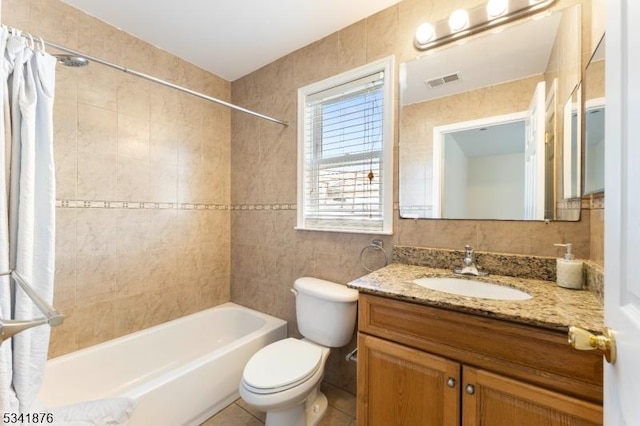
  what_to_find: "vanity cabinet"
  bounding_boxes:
[358,333,460,425]
[357,294,603,426]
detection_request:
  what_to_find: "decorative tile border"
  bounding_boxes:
[590,195,605,210]
[581,198,591,209]
[56,200,299,211]
[57,198,603,215]
[230,204,297,211]
[556,198,581,210]
[56,199,230,210]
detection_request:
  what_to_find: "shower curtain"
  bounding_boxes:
[0,27,56,414]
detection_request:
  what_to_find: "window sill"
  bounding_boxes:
[294,226,393,236]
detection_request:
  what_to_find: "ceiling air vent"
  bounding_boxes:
[425,72,460,88]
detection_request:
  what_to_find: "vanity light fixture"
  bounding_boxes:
[414,0,556,51]
[486,0,509,18]
[448,9,470,32]
[415,22,436,44]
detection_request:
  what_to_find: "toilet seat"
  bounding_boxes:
[242,338,322,395]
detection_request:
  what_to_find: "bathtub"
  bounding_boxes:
[39,303,287,425]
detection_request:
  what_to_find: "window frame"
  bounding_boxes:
[296,56,395,234]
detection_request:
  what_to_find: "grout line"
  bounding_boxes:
[230,398,357,424]
[234,402,265,424]
[320,382,357,420]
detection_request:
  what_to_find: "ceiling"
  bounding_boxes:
[446,121,525,158]
[60,0,401,81]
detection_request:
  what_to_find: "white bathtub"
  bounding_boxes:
[39,303,287,425]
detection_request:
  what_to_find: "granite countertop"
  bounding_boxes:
[348,263,604,334]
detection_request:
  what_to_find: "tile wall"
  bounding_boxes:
[1,0,603,397]
[230,0,597,393]
[2,0,232,357]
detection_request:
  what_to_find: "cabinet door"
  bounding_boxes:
[357,333,460,426]
[462,367,603,426]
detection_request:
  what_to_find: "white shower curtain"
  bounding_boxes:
[0,27,57,414]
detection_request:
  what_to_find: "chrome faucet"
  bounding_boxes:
[453,245,487,276]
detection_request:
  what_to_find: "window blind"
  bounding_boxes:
[301,72,386,232]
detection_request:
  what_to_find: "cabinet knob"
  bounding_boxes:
[447,377,456,388]
[465,384,475,395]
[568,326,617,364]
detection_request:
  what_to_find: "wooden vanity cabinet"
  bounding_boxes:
[358,333,461,426]
[357,294,603,426]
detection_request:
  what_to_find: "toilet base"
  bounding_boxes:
[264,389,328,426]
[305,389,328,426]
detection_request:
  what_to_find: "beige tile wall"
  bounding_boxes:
[589,196,604,266]
[2,0,232,357]
[1,0,603,397]
[230,0,598,393]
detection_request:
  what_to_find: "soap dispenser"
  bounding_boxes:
[553,243,584,289]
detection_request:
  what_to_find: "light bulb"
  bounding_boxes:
[486,0,509,18]
[449,9,469,32]
[415,22,436,44]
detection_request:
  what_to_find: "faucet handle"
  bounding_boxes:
[462,245,474,266]
[455,245,487,276]
[464,245,474,256]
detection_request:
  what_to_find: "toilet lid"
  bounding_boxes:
[243,338,322,392]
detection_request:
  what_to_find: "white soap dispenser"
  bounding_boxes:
[553,243,584,289]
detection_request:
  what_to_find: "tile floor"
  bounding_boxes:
[201,382,356,426]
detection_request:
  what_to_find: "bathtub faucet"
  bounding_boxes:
[453,245,487,276]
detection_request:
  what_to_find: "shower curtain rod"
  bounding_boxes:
[43,39,289,127]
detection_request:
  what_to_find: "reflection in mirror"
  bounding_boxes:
[436,115,527,220]
[562,84,581,199]
[583,35,605,195]
[399,5,581,221]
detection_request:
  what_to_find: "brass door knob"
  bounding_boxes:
[568,326,616,364]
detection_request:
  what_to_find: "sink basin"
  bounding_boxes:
[412,277,532,301]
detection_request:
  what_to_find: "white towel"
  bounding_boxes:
[28,398,136,426]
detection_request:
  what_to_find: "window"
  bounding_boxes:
[297,56,394,234]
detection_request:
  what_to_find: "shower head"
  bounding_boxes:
[53,54,89,67]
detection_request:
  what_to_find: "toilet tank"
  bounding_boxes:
[293,277,359,347]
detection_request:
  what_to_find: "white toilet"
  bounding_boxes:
[239,277,359,426]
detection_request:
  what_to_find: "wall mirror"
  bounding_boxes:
[583,35,605,195]
[562,83,581,200]
[399,5,581,221]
